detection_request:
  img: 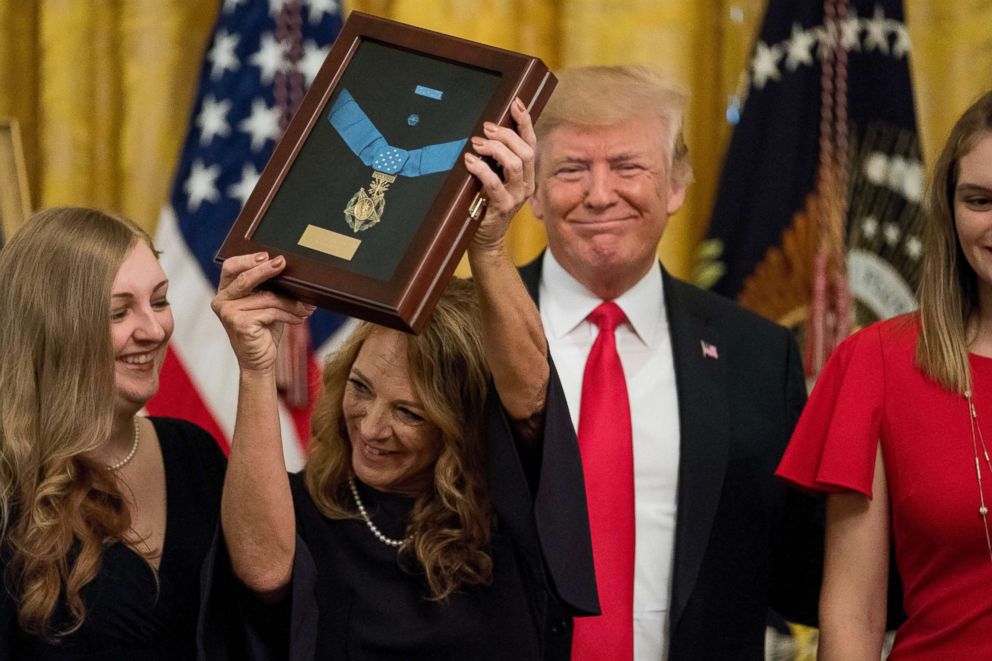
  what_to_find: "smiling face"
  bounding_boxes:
[954,133,992,306]
[110,241,173,415]
[530,114,687,299]
[344,328,443,497]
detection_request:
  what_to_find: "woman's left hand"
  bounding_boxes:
[211,253,314,374]
[463,98,536,253]
[462,100,548,429]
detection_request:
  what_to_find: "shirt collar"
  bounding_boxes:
[540,250,666,345]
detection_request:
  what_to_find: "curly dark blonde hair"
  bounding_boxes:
[305,278,494,600]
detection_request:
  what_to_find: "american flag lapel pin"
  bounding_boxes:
[701,340,719,360]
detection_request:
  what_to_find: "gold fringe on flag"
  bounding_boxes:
[806,0,854,377]
[273,0,313,408]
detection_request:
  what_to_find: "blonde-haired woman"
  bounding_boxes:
[207,102,597,659]
[777,91,992,659]
[0,208,225,658]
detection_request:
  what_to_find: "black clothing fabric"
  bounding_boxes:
[290,474,538,659]
[200,369,597,660]
[0,418,225,661]
[519,255,824,661]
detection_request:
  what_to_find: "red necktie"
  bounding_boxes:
[571,301,634,661]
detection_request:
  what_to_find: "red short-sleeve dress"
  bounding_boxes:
[776,314,992,659]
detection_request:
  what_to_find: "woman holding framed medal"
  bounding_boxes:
[207,101,598,659]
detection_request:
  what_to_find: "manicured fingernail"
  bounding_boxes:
[271,256,285,268]
[471,136,485,148]
[484,122,497,134]
[464,152,478,163]
[255,252,268,262]
[514,97,525,111]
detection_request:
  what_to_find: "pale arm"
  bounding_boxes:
[464,99,547,436]
[211,253,314,600]
[818,442,890,660]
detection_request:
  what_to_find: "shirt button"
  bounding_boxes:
[550,618,569,635]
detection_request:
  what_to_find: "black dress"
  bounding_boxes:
[201,367,599,660]
[0,417,225,661]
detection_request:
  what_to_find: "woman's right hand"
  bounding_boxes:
[211,252,314,373]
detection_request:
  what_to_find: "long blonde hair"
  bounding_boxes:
[917,91,992,393]
[535,65,694,188]
[306,278,493,600]
[0,207,152,637]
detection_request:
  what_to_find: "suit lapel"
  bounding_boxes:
[663,271,731,632]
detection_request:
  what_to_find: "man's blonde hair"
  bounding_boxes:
[535,65,694,187]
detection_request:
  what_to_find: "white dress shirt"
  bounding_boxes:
[540,252,681,660]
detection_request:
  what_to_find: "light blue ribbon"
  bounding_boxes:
[328,88,466,177]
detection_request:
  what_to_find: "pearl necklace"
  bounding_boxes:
[965,390,992,563]
[348,477,410,548]
[107,418,140,472]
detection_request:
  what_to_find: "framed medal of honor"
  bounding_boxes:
[216,11,557,333]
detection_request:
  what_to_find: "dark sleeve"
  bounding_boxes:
[768,331,824,626]
[197,526,293,661]
[485,356,599,617]
[197,474,321,661]
[1,562,14,661]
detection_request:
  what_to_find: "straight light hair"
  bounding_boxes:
[917,90,992,393]
[534,64,694,187]
[0,207,152,637]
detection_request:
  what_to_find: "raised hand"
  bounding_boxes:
[462,99,548,428]
[463,98,536,253]
[211,253,314,373]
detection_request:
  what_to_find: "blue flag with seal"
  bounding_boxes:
[695,0,922,336]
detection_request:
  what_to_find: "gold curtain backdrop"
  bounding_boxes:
[1,0,991,279]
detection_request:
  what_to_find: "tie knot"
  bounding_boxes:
[588,301,627,333]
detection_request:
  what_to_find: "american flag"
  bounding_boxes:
[147,0,351,469]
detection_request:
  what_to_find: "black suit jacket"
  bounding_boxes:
[519,254,823,660]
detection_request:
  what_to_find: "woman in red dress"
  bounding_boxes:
[777,91,992,660]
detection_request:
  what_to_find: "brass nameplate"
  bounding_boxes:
[298,224,361,260]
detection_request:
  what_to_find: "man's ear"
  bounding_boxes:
[529,186,546,221]
[667,182,687,215]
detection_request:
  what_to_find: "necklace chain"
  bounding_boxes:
[965,390,992,563]
[106,418,140,472]
[348,477,410,548]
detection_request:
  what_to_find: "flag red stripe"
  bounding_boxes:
[146,347,231,455]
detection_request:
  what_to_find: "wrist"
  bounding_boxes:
[467,239,509,267]
[239,364,277,382]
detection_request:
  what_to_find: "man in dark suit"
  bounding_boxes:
[521,65,822,660]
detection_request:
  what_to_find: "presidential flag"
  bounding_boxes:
[146,0,351,469]
[695,0,922,357]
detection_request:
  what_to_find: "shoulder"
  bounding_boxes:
[832,313,918,364]
[666,274,792,342]
[149,416,227,480]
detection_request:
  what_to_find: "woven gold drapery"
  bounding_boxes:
[0,0,217,230]
[0,0,989,279]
